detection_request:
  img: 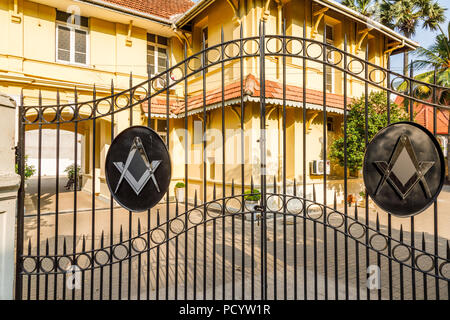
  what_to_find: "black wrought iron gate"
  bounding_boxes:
[15,21,449,300]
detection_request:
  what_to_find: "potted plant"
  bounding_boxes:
[174,182,185,202]
[64,164,81,191]
[244,189,261,221]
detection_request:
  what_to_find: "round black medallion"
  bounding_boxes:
[363,122,444,217]
[105,126,171,212]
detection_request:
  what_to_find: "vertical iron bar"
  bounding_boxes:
[72,87,78,300]
[128,74,133,300]
[91,85,96,300]
[322,24,328,300]
[282,19,288,301]
[54,91,61,300]
[364,44,370,301]
[259,19,268,300]
[36,90,43,300]
[146,66,152,300]
[409,63,416,300]
[239,23,246,300]
[343,35,349,300]
[302,18,307,301]
[184,43,189,300]
[432,68,439,300]
[109,80,115,300]
[386,55,393,300]
[15,91,25,300]
[165,60,171,301]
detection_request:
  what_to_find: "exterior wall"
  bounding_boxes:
[3,0,400,206]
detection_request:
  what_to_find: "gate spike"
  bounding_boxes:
[138,218,141,234]
[175,198,179,216]
[45,238,49,255]
[93,83,96,96]
[447,240,450,258]
[421,232,426,251]
[213,183,216,200]
[293,178,297,196]
[400,225,403,242]
[194,190,197,207]
[27,238,32,255]
[101,231,105,247]
[221,26,224,44]
[63,237,67,255]
[82,235,86,251]
[313,184,316,202]
[354,201,358,218]
[251,176,254,191]
[273,175,277,193]
[120,225,123,242]
[240,22,243,40]
[333,191,337,210]
[157,209,160,226]
[231,179,235,196]
[376,212,380,230]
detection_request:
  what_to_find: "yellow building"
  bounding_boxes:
[1,0,419,204]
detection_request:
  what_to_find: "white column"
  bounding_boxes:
[0,93,20,300]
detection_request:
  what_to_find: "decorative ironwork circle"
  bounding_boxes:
[39,257,56,273]
[348,221,366,239]
[94,249,110,266]
[368,68,387,84]
[112,244,129,260]
[223,42,240,59]
[150,228,166,245]
[347,59,364,75]
[266,195,283,212]
[206,201,222,218]
[327,211,345,228]
[439,261,450,279]
[363,122,445,217]
[188,209,204,225]
[285,39,303,55]
[169,218,185,234]
[22,257,37,274]
[286,197,303,215]
[76,253,92,270]
[266,37,283,54]
[57,256,73,272]
[243,39,259,55]
[306,42,323,60]
[226,197,242,213]
[306,204,323,220]
[414,253,435,273]
[105,126,171,212]
[131,237,148,253]
[392,244,411,263]
[369,233,388,252]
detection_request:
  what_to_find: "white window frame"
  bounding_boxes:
[147,34,169,77]
[56,21,90,66]
[325,24,335,94]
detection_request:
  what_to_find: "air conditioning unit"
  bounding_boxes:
[311,160,330,175]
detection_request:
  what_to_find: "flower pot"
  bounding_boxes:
[175,187,185,203]
[245,200,260,221]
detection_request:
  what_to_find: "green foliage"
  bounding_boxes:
[330,92,409,172]
[64,163,81,180]
[15,155,36,180]
[175,182,185,188]
[244,189,261,202]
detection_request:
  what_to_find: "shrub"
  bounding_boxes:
[64,164,81,180]
[244,189,261,201]
[15,155,36,180]
[175,182,185,188]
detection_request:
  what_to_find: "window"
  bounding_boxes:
[325,24,334,93]
[327,117,335,132]
[150,118,167,142]
[147,33,169,76]
[56,10,89,65]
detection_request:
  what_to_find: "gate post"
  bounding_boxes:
[0,93,21,300]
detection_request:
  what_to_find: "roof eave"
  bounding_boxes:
[74,0,173,25]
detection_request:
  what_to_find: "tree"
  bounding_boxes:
[379,0,446,75]
[341,0,379,18]
[412,22,450,181]
[330,92,409,174]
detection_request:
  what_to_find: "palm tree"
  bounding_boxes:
[379,0,446,75]
[412,22,449,181]
[341,0,378,18]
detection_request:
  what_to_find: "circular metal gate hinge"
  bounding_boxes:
[105,126,171,212]
[363,121,445,217]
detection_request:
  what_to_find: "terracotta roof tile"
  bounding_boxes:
[142,74,353,116]
[102,0,194,20]
[394,97,449,135]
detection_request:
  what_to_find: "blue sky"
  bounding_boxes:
[389,0,449,73]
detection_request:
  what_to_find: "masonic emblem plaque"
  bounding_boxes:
[105,126,171,212]
[363,122,444,217]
